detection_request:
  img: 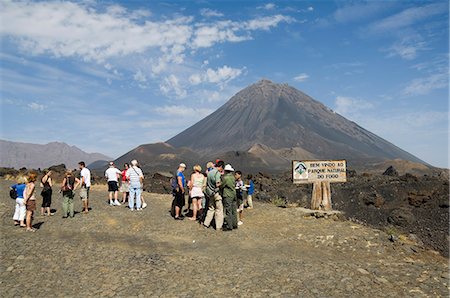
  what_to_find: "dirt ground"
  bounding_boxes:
[0,180,448,297]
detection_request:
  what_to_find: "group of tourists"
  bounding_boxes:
[171,159,255,231]
[104,160,147,210]
[10,161,91,232]
[9,159,255,232]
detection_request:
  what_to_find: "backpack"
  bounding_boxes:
[9,188,17,199]
[170,174,179,193]
[62,176,74,192]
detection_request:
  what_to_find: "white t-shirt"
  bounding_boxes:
[80,167,91,187]
[105,167,121,182]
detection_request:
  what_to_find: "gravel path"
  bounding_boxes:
[0,181,448,297]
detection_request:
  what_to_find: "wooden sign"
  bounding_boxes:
[292,160,347,184]
[292,160,347,211]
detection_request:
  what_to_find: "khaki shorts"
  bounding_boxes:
[80,187,90,200]
[119,181,130,192]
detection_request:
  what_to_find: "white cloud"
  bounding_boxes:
[0,1,193,63]
[334,2,390,23]
[244,15,293,31]
[159,75,187,98]
[0,1,292,67]
[28,102,45,111]
[258,3,276,10]
[368,2,447,33]
[307,7,314,12]
[133,70,147,83]
[154,105,214,118]
[189,74,202,85]
[293,73,309,82]
[189,66,244,86]
[334,96,374,117]
[200,8,223,18]
[403,73,448,96]
[385,35,429,60]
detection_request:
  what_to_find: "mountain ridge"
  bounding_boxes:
[166,79,425,167]
[0,139,111,169]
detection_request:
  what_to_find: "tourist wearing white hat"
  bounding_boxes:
[126,160,144,211]
[220,164,238,231]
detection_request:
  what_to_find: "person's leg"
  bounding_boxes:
[62,195,69,218]
[136,188,142,209]
[214,193,224,230]
[174,191,184,218]
[128,188,136,210]
[68,195,74,217]
[222,197,232,230]
[122,191,126,203]
[231,200,238,229]
[80,188,88,212]
[41,206,45,216]
[109,189,113,205]
[247,194,253,209]
[190,198,198,220]
[26,210,32,229]
[85,187,90,212]
[203,195,216,227]
[13,199,20,225]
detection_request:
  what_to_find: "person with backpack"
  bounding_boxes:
[173,163,187,220]
[61,170,80,218]
[203,160,225,230]
[11,175,27,227]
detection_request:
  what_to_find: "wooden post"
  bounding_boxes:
[311,181,332,211]
[311,182,322,210]
[321,181,332,211]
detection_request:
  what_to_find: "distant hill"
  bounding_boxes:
[118,79,428,172]
[114,142,201,173]
[0,140,111,170]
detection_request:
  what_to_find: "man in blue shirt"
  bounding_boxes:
[174,163,186,220]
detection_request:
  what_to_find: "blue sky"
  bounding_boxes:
[0,0,448,168]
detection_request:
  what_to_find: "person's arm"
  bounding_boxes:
[61,177,66,191]
[215,172,222,188]
[23,184,29,203]
[73,177,81,190]
[190,174,195,190]
[202,176,207,192]
[177,175,184,193]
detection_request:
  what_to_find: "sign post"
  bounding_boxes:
[292,160,347,211]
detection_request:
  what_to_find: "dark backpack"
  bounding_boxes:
[9,188,17,199]
[170,174,179,193]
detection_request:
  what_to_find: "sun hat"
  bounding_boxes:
[224,164,234,172]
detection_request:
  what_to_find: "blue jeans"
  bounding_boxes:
[129,187,142,210]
